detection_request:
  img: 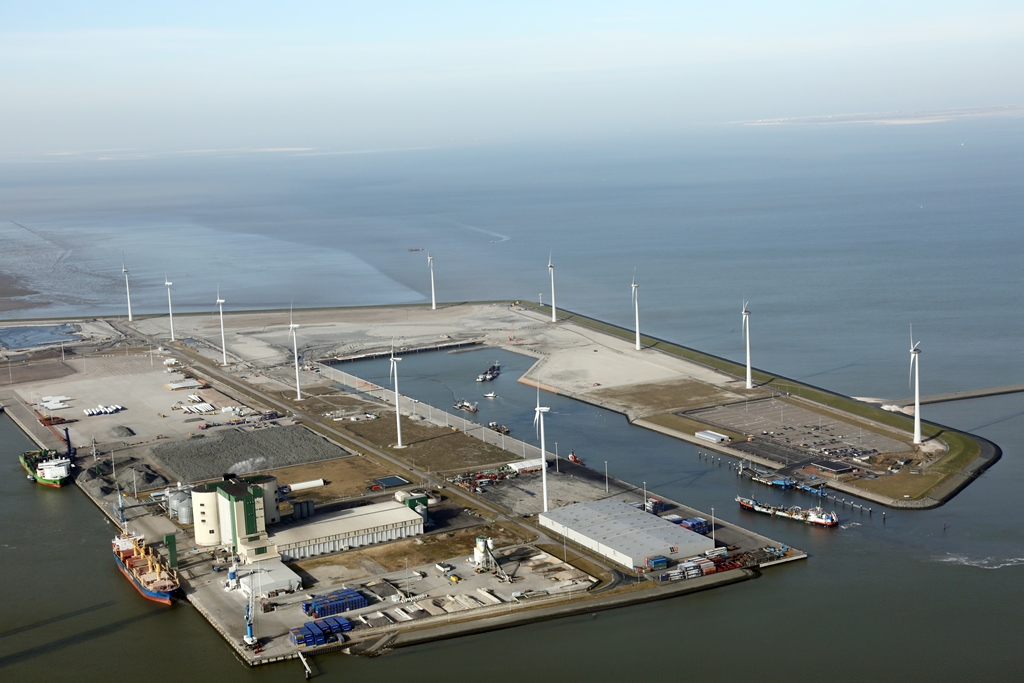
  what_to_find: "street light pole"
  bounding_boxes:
[604,461,609,493]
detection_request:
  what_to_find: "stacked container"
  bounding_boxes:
[646,555,669,571]
[679,560,703,579]
[644,498,664,514]
[302,588,367,618]
[679,517,711,534]
[289,618,352,648]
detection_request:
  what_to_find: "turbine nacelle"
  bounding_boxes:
[909,328,922,387]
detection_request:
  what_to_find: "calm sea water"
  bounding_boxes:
[1,119,1022,680]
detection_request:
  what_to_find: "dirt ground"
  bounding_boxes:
[591,378,767,416]
[341,415,516,473]
[289,521,529,586]
[265,455,409,504]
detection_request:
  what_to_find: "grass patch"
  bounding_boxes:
[641,413,747,442]
[591,378,766,416]
[851,471,945,499]
[341,416,515,472]
[292,522,528,577]
[264,455,404,504]
[535,542,613,585]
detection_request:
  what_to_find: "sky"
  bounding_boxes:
[2,2,1022,154]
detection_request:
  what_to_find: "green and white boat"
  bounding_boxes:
[19,449,72,487]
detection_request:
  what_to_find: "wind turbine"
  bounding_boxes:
[164,272,175,342]
[122,257,133,322]
[389,341,404,448]
[548,252,557,323]
[289,304,301,400]
[534,387,550,512]
[742,300,752,389]
[631,270,640,351]
[428,254,436,311]
[216,286,227,366]
[910,327,922,445]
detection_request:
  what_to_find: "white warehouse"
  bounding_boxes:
[270,501,424,562]
[539,499,713,571]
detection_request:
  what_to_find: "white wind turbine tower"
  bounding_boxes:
[534,388,550,512]
[389,341,404,448]
[289,304,301,401]
[910,327,922,445]
[428,254,436,311]
[742,300,752,389]
[632,270,641,351]
[164,272,175,342]
[548,253,557,323]
[216,286,227,366]
[122,257,133,322]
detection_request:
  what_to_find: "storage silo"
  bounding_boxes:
[192,487,222,545]
[175,493,194,524]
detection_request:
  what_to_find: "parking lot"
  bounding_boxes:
[689,397,910,460]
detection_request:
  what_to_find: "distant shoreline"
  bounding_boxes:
[734,105,1024,127]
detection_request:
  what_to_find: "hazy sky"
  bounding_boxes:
[3,2,1022,154]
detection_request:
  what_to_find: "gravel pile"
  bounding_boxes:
[151,425,350,483]
[80,455,170,495]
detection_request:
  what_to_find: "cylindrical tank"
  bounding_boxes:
[293,500,305,520]
[168,491,187,518]
[192,488,222,545]
[176,495,194,524]
[306,500,315,518]
[487,538,494,551]
[473,536,487,565]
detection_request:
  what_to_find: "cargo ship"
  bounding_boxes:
[19,449,72,487]
[736,495,838,527]
[112,531,179,604]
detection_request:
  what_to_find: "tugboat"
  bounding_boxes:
[453,399,479,413]
[736,496,838,527]
[483,392,497,399]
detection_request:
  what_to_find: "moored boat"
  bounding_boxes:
[112,531,179,604]
[736,495,838,527]
[19,449,72,487]
[476,362,501,382]
[487,421,510,435]
[453,399,479,413]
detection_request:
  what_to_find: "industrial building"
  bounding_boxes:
[539,499,713,571]
[191,475,281,560]
[270,501,424,562]
[237,558,303,598]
